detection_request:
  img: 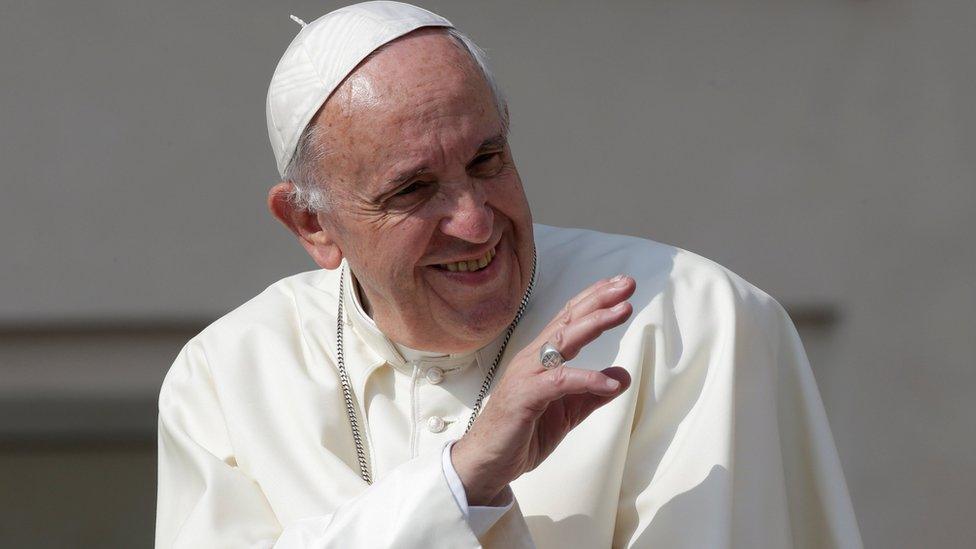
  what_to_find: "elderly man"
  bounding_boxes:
[155,2,861,547]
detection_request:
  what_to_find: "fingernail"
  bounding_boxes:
[611,274,625,282]
[606,378,620,390]
[611,302,628,312]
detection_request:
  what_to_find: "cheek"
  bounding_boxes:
[490,176,532,225]
[368,218,437,278]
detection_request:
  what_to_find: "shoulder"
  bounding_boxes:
[160,268,341,392]
[533,223,788,332]
[533,223,778,304]
[198,268,339,343]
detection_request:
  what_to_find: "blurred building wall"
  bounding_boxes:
[1,0,973,547]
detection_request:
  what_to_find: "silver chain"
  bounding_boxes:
[335,251,537,484]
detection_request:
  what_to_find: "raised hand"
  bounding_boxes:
[451,275,636,505]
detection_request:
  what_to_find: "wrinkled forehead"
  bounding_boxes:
[317,31,503,184]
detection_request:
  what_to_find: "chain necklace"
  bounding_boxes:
[335,251,537,484]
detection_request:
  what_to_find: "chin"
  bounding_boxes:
[440,296,518,351]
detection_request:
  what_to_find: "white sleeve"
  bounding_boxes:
[155,340,483,549]
[441,440,514,538]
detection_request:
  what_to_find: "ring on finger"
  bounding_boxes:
[539,341,565,369]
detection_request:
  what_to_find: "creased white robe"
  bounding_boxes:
[155,223,862,548]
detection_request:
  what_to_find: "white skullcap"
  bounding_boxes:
[266,1,453,177]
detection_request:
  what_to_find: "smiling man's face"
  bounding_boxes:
[290,29,534,353]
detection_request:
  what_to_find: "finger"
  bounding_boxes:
[561,367,632,421]
[544,301,633,363]
[542,276,635,333]
[525,366,626,410]
[563,276,620,311]
[601,366,631,390]
[538,276,635,347]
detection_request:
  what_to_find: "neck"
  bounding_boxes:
[354,276,373,317]
[351,271,483,354]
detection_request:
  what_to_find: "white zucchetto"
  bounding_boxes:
[265,1,453,177]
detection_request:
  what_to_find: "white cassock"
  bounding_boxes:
[155,223,862,548]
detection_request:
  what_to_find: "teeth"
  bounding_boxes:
[440,247,496,273]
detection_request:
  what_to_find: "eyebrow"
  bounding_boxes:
[385,166,431,190]
[474,134,508,155]
[380,133,508,191]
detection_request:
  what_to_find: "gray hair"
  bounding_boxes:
[284,28,508,213]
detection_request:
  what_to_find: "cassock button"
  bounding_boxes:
[426,415,447,433]
[425,367,445,385]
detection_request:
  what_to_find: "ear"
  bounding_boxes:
[267,181,344,269]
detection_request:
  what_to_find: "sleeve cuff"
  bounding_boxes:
[441,440,514,538]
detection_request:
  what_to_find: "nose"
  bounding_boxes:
[438,180,493,244]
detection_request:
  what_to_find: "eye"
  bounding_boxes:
[468,152,503,176]
[394,181,427,197]
[471,153,497,166]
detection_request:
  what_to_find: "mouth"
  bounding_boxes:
[435,246,497,273]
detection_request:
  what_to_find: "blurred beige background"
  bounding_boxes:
[1,0,973,547]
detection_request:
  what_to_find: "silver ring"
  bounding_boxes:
[539,342,565,369]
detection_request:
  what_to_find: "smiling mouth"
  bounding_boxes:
[437,246,497,272]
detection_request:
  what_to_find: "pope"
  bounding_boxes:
[155,2,863,547]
